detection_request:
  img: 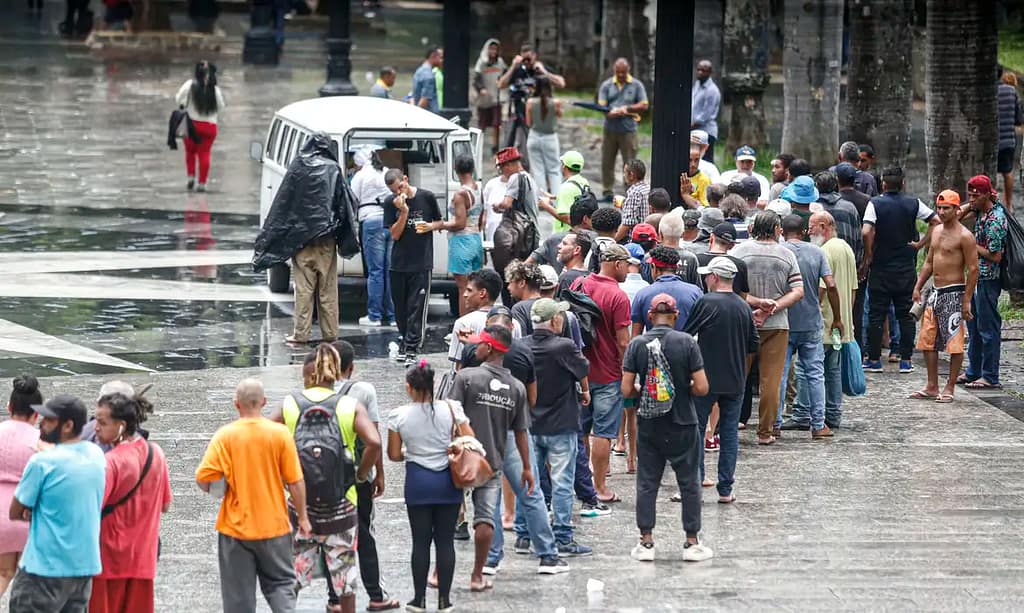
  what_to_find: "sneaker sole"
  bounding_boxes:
[630,553,655,562]
[899,369,914,374]
[558,550,594,558]
[865,368,884,373]
[537,566,570,574]
[482,567,499,576]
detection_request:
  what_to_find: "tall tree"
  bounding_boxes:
[601,0,653,89]
[847,0,914,170]
[723,0,771,153]
[693,0,724,79]
[926,0,998,198]
[780,0,843,168]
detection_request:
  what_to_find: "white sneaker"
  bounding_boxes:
[358,316,382,327]
[482,560,500,576]
[682,542,714,562]
[630,541,655,562]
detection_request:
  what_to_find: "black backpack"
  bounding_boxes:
[291,386,356,533]
[568,177,599,212]
[561,286,603,348]
[492,173,539,271]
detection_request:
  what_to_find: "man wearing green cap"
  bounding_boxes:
[547,151,591,233]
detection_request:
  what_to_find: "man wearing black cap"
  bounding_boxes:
[835,162,870,221]
[9,395,106,613]
[695,223,750,295]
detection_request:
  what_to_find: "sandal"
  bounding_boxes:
[702,478,715,488]
[908,389,938,400]
[367,599,401,611]
[965,379,1001,389]
[955,373,976,385]
[935,393,955,404]
[597,492,622,503]
[718,494,736,504]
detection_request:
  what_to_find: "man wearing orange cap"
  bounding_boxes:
[957,175,1008,389]
[910,190,979,403]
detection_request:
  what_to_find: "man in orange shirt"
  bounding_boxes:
[195,378,311,613]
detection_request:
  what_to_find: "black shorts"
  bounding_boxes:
[998,147,1015,174]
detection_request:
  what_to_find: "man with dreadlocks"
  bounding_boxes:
[272,344,382,613]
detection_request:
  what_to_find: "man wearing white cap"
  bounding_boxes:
[689,130,720,182]
[720,146,770,204]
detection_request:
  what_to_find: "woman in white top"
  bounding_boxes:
[350,148,396,327]
[175,61,226,192]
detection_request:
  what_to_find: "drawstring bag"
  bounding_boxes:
[841,340,866,397]
[638,338,675,419]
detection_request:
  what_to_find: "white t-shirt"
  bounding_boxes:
[699,159,721,183]
[482,175,509,242]
[388,400,468,472]
[350,165,392,221]
[448,308,523,361]
[175,79,226,124]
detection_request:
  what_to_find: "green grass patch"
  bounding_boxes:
[998,292,1024,321]
[1000,29,1024,75]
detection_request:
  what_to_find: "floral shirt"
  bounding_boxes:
[975,201,1008,280]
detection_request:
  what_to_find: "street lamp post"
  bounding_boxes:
[319,0,358,97]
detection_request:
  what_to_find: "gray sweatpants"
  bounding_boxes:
[218,532,296,613]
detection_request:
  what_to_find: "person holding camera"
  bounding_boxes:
[498,45,566,162]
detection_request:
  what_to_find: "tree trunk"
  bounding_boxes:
[925,0,998,199]
[601,0,652,88]
[723,0,771,153]
[846,0,914,170]
[780,0,842,168]
[693,0,723,79]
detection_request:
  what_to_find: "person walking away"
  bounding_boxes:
[175,61,225,192]
[806,212,859,426]
[615,160,652,241]
[775,215,842,439]
[195,378,311,613]
[276,344,382,613]
[384,169,442,363]
[473,39,507,154]
[731,211,805,444]
[958,175,1008,389]
[549,151,591,233]
[388,362,471,613]
[351,148,396,327]
[575,245,635,502]
[631,246,703,334]
[910,191,979,403]
[330,341,398,611]
[369,67,396,99]
[254,132,360,345]
[860,166,939,373]
[89,393,171,613]
[655,213,701,286]
[685,258,759,503]
[0,376,40,597]
[998,70,1022,212]
[523,299,594,556]
[526,78,563,235]
[599,58,649,201]
[439,156,484,316]
[834,162,871,351]
[8,395,105,613]
[413,47,444,113]
[622,294,714,562]
[691,60,721,163]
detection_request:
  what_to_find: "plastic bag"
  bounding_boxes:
[1000,213,1024,290]
[841,340,866,397]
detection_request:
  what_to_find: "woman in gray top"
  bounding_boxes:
[525,77,563,238]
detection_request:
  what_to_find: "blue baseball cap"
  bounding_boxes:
[780,175,819,204]
[624,242,646,261]
[735,145,756,161]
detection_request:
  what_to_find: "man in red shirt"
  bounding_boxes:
[573,244,634,502]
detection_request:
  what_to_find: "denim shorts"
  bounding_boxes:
[470,472,502,528]
[448,233,484,275]
[582,381,623,439]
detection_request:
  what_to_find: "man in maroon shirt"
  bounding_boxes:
[572,244,634,502]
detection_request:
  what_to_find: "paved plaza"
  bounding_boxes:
[2,2,1024,611]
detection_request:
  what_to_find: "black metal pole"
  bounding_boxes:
[319,0,358,97]
[242,0,279,65]
[650,0,695,198]
[440,0,471,126]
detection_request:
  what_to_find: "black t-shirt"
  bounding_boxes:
[460,339,536,389]
[683,292,760,394]
[383,189,441,273]
[622,326,704,427]
[557,268,589,298]
[511,298,539,336]
[522,329,590,435]
[695,252,750,295]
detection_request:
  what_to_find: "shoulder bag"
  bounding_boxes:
[102,440,154,517]
[445,401,493,488]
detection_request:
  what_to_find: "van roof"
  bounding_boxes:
[276,96,464,136]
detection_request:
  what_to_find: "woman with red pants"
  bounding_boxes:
[175,61,225,192]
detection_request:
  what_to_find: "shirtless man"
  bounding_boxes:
[910,190,979,402]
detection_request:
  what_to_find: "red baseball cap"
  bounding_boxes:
[631,223,658,243]
[496,147,522,166]
[967,175,997,196]
[648,293,678,314]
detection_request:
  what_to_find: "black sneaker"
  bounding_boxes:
[537,555,570,574]
[580,500,611,517]
[514,536,531,554]
[779,419,810,431]
[186,178,195,191]
[453,521,470,541]
[557,539,593,557]
[404,352,417,365]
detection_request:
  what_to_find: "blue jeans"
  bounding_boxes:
[583,381,623,439]
[361,216,394,322]
[776,330,826,431]
[966,278,1002,384]
[695,392,742,497]
[531,432,577,543]
[793,345,843,427]
[861,287,900,353]
[489,432,557,563]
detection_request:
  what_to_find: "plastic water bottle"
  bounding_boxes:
[388,341,400,360]
[831,329,842,351]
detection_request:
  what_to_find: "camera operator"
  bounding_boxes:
[498,45,566,156]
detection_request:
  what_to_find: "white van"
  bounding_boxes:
[251,96,483,312]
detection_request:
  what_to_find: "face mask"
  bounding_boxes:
[810,234,825,247]
[40,424,62,444]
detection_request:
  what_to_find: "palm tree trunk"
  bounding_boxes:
[847,0,914,169]
[723,0,771,153]
[780,0,843,168]
[925,0,998,198]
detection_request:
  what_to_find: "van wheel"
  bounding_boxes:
[268,264,290,293]
[448,290,460,317]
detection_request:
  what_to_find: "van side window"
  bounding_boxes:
[278,126,293,165]
[294,131,308,161]
[266,119,281,161]
[451,140,472,180]
[284,128,298,165]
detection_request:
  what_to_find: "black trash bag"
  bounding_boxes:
[253,132,360,273]
[1001,213,1024,290]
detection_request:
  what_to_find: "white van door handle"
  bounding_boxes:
[267,185,273,189]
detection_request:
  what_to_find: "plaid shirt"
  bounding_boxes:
[621,181,651,227]
[975,201,1008,280]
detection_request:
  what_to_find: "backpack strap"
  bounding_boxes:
[102,441,154,518]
